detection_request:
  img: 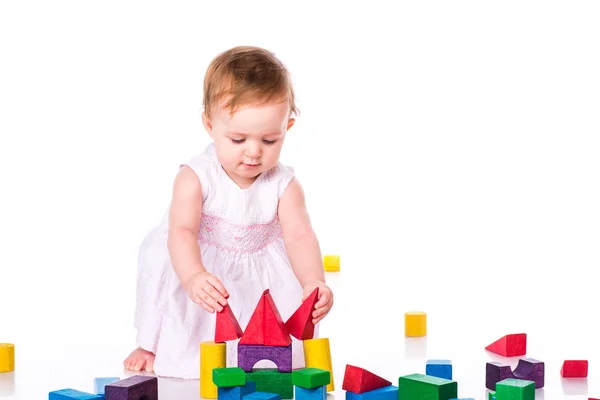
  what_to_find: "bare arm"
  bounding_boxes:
[167,166,206,290]
[278,177,325,287]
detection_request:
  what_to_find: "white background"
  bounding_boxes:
[1,1,599,399]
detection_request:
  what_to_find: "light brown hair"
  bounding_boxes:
[202,46,299,119]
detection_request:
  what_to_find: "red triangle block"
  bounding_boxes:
[239,293,266,345]
[485,333,526,357]
[239,289,292,346]
[264,290,292,346]
[215,304,244,343]
[342,364,392,393]
[285,288,319,340]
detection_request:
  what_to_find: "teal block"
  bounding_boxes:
[244,392,281,400]
[219,380,256,400]
[426,359,452,380]
[296,385,327,400]
[49,389,103,399]
[94,377,120,394]
[345,385,398,400]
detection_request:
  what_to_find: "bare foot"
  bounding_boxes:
[124,347,155,372]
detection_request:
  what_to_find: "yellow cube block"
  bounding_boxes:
[405,311,427,337]
[0,343,15,372]
[200,341,226,398]
[323,255,340,272]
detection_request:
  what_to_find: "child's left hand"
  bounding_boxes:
[302,281,334,324]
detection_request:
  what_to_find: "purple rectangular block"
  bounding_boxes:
[486,358,544,390]
[104,375,158,400]
[238,344,292,373]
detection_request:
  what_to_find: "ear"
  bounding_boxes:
[202,112,213,138]
[286,118,295,131]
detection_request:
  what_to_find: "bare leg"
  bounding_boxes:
[123,346,155,372]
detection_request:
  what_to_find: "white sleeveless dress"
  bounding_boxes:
[133,143,309,379]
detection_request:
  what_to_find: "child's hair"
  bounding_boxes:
[202,46,299,119]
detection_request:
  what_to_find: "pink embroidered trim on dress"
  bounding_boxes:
[198,213,282,253]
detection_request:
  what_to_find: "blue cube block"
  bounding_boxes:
[295,385,326,400]
[49,389,103,399]
[219,380,256,400]
[94,377,120,394]
[345,385,398,400]
[426,359,452,380]
[244,392,281,400]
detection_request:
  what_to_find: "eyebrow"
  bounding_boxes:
[227,131,282,136]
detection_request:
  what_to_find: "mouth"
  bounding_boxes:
[242,163,260,168]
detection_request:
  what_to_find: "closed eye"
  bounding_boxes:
[231,138,245,144]
[263,139,277,145]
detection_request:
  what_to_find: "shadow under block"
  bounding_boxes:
[485,333,526,357]
[560,360,588,377]
[49,389,103,399]
[213,367,246,387]
[285,287,319,340]
[218,380,256,400]
[94,377,120,394]
[323,255,340,272]
[0,343,14,372]
[426,360,452,380]
[398,373,457,400]
[303,338,335,392]
[345,385,398,400]
[495,378,535,400]
[245,368,293,399]
[201,341,227,398]
[292,367,331,389]
[296,385,327,400]
[104,375,157,400]
[238,344,292,373]
[215,304,244,343]
[485,358,544,390]
[342,364,392,393]
[404,312,426,337]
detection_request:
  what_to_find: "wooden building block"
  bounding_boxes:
[94,377,120,394]
[285,288,319,340]
[296,385,327,400]
[485,333,526,357]
[342,364,391,393]
[323,255,340,272]
[201,341,227,398]
[345,385,398,400]
[245,368,293,399]
[398,373,457,400]
[485,358,544,390]
[0,343,14,372]
[495,378,534,400]
[213,367,246,387]
[239,289,292,346]
[238,344,292,373]
[245,392,282,400]
[404,312,426,337]
[292,367,330,389]
[426,360,452,380]
[215,304,244,343]
[448,398,474,400]
[487,391,496,400]
[218,380,256,400]
[49,389,102,399]
[104,375,157,400]
[303,338,335,392]
[560,360,588,377]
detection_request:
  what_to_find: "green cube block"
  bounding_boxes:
[488,390,496,400]
[292,368,330,389]
[495,379,534,400]
[398,373,457,400]
[212,367,246,387]
[246,368,293,399]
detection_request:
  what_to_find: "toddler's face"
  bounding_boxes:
[203,100,294,188]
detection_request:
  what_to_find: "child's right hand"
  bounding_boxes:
[187,271,229,313]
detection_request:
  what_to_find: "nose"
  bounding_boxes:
[245,140,262,159]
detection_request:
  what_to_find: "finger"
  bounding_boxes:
[315,292,330,308]
[193,292,215,313]
[204,282,228,307]
[312,304,332,324]
[207,276,230,299]
[201,289,223,312]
